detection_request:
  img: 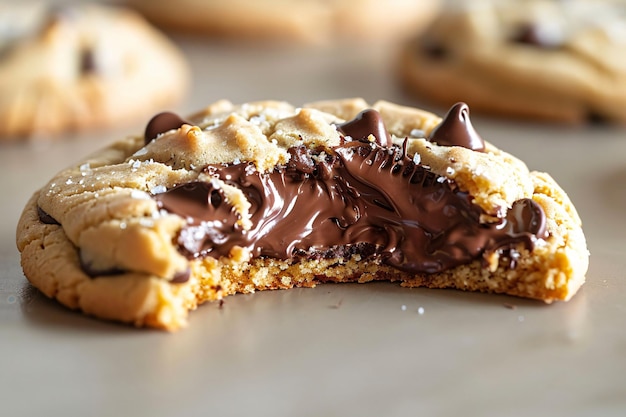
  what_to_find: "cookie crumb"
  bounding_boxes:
[503,303,517,310]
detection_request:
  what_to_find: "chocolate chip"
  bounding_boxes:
[511,23,563,49]
[79,47,96,75]
[144,112,190,145]
[336,109,393,147]
[587,111,609,125]
[428,103,485,152]
[79,255,124,278]
[37,206,60,225]
[287,146,316,174]
[508,198,548,239]
[171,267,191,283]
[421,39,448,59]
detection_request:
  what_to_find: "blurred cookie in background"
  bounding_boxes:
[398,0,626,123]
[0,2,189,140]
[125,0,441,45]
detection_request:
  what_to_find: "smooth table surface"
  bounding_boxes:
[1,37,625,417]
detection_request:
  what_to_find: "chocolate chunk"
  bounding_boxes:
[336,109,393,147]
[511,23,563,49]
[155,142,547,274]
[157,181,239,257]
[37,207,60,225]
[79,47,96,75]
[144,112,190,145]
[287,146,315,174]
[79,254,124,277]
[171,267,191,283]
[586,111,609,125]
[428,103,485,152]
[421,39,448,59]
[507,198,548,240]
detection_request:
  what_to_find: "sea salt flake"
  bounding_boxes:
[65,179,73,185]
[139,218,154,228]
[412,153,421,164]
[133,147,148,157]
[79,163,91,172]
[245,164,256,176]
[250,115,266,125]
[446,166,455,176]
[131,190,150,200]
[150,185,167,195]
[409,129,425,138]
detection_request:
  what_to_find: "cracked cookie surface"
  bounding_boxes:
[16,99,588,330]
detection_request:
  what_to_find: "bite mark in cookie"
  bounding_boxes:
[16,99,588,330]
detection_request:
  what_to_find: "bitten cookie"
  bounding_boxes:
[0,3,188,140]
[16,99,588,330]
[399,0,626,123]
[125,0,440,44]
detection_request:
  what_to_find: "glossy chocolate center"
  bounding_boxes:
[156,145,546,273]
[151,105,546,276]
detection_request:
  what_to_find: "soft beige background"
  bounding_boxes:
[1,4,626,417]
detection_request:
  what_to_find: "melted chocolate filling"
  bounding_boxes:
[52,104,549,284]
[155,104,547,275]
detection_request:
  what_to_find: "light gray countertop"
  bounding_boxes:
[1,33,625,417]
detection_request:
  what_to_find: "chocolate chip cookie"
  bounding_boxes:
[0,3,188,139]
[16,99,588,330]
[399,0,626,123]
[126,0,440,44]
